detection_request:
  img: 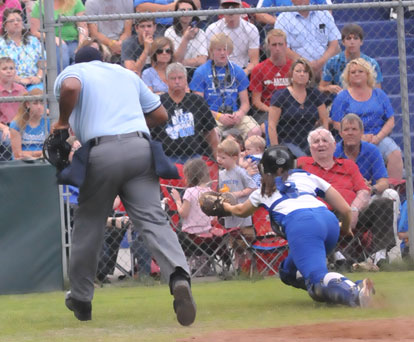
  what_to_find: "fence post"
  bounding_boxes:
[396,1,414,259]
[43,0,59,123]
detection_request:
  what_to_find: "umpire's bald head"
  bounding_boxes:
[74,46,103,64]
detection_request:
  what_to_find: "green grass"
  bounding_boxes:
[1,271,414,342]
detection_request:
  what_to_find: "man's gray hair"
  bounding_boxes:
[166,62,187,79]
[307,127,335,145]
[341,113,364,131]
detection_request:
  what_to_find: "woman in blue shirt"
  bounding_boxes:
[330,58,403,179]
[9,88,49,159]
[142,37,174,94]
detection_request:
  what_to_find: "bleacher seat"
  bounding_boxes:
[333,0,414,172]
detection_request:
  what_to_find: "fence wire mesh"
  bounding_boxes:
[1,1,414,283]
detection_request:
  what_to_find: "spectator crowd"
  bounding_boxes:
[0,0,410,278]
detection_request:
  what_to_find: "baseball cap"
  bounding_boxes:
[221,0,241,6]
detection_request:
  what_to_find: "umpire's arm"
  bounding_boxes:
[145,105,168,128]
[55,77,81,130]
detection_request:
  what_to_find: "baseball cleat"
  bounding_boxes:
[172,280,196,326]
[65,291,92,321]
[358,278,375,308]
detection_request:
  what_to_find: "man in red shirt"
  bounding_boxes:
[297,127,397,269]
[249,29,292,124]
[297,127,370,229]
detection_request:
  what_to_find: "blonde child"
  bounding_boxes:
[242,135,266,187]
[217,138,257,229]
[171,158,217,237]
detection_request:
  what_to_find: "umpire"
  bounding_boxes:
[53,46,196,326]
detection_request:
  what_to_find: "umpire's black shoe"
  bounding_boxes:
[172,280,196,326]
[65,291,92,321]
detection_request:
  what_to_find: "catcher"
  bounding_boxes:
[200,145,376,307]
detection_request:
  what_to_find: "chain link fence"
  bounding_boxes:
[2,1,414,284]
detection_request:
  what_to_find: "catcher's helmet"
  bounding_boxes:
[259,145,295,175]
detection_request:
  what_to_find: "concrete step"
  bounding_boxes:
[376,55,414,76]
[382,73,414,95]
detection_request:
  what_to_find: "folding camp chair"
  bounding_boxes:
[238,207,289,277]
[159,160,233,278]
[332,197,395,270]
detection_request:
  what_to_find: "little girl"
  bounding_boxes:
[171,158,218,237]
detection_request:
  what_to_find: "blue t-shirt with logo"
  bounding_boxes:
[9,117,50,151]
[189,60,249,112]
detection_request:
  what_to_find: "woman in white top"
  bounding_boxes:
[164,0,208,68]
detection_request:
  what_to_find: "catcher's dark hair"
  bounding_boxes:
[259,145,295,197]
[183,158,210,187]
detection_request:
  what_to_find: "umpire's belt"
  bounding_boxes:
[93,131,146,145]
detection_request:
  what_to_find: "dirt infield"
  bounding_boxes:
[178,318,414,342]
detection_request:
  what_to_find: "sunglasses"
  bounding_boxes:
[156,48,172,54]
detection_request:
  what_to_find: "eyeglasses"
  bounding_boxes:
[156,48,172,54]
[6,19,23,24]
[221,4,240,9]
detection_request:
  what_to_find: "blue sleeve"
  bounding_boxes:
[137,76,161,113]
[372,60,383,83]
[235,65,249,92]
[189,66,206,93]
[370,145,388,182]
[324,11,341,42]
[322,57,334,82]
[330,90,348,122]
[398,200,408,233]
[334,142,346,158]
[9,120,19,132]
[377,89,394,119]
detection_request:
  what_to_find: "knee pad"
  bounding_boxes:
[278,260,307,290]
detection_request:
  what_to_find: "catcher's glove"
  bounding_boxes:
[199,191,237,217]
[42,129,71,171]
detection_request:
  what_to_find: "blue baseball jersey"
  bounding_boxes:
[54,61,160,144]
[249,170,331,229]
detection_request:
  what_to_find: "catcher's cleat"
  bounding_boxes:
[65,291,92,321]
[172,280,196,326]
[358,278,375,308]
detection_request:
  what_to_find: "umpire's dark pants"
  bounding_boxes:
[69,134,189,302]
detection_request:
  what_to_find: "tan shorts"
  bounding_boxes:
[217,115,259,139]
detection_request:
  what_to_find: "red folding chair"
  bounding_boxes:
[160,161,233,277]
[239,207,289,277]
